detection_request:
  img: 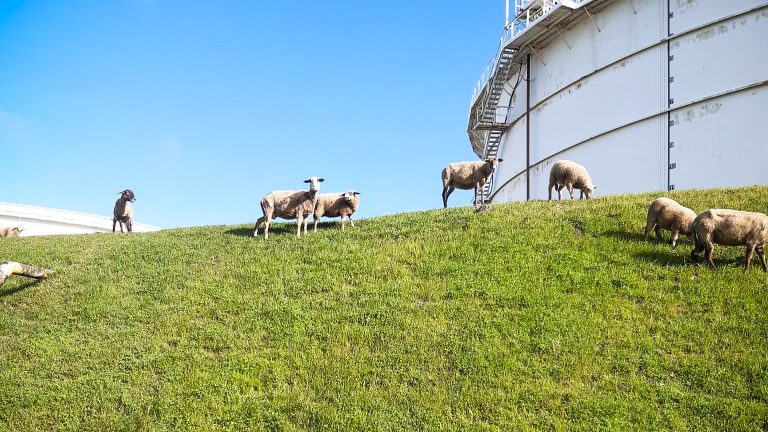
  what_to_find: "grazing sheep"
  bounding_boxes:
[313,190,361,232]
[113,189,136,233]
[644,197,697,247]
[441,157,503,208]
[548,160,596,200]
[253,177,324,239]
[0,226,24,237]
[690,209,768,272]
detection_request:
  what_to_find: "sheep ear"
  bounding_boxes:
[498,158,504,162]
[318,178,325,182]
[353,191,361,195]
[303,179,311,183]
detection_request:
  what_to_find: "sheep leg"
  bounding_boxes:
[0,261,54,288]
[670,229,680,248]
[253,216,266,237]
[340,215,347,231]
[548,183,553,201]
[654,226,664,241]
[296,215,303,238]
[643,219,654,241]
[557,185,564,200]
[756,246,767,272]
[567,184,574,200]
[579,189,584,199]
[442,186,454,209]
[119,221,125,233]
[744,244,755,272]
[112,218,117,233]
[312,215,320,232]
[349,216,355,228]
[302,214,309,236]
[127,219,133,233]
[705,242,716,271]
[263,216,271,239]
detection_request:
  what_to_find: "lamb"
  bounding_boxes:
[253,177,324,239]
[113,189,136,233]
[548,160,596,200]
[689,209,768,272]
[0,226,24,237]
[644,197,696,247]
[313,190,361,232]
[441,156,503,208]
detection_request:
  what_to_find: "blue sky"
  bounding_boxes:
[1,1,503,228]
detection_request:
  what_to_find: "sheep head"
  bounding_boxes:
[582,184,597,199]
[484,157,503,172]
[303,177,324,193]
[119,189,136,203]
[341,190,361,202]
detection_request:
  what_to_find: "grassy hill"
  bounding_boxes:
[1,186,767,431]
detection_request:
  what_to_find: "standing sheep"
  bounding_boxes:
[253,177,324,239]
[113,189,136,233]
[548,160,596,200]
[313,190,361,232]
[0,226,24,237]
[644,197,697,247]
[690,209,768,272]
[441,157,503,208]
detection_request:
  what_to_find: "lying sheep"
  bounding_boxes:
[0,226,24,237]
[313,190,361,232]
[644,197,696,247]
[253,177,324,239]
[113,189,136,233]
[441,157,503,208]
[548,160,596,200]
[690,209,768,272]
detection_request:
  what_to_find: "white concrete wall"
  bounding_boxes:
[0,202,160,236]
[487,0,768,202]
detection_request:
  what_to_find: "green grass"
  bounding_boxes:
[1,186,767,431]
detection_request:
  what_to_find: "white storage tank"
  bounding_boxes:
[467,0,768,202]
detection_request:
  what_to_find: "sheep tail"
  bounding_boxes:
[0,261,55,287]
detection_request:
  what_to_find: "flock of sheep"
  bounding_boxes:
[441,157,768,272]
[2,157,766,272]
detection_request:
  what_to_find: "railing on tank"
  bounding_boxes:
[469,0,588,108]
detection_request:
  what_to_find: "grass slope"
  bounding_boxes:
[1,186,767,431]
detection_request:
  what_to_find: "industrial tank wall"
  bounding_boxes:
[490,0,768,202]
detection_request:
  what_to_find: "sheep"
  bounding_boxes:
[253,177,324,239]
[0,226,24,237]
[113,189,136,233]
[548,160,597,200]
[313,190,361,232]
[689,209,768,272]
[644,197,697,247]
[441,157,503,208]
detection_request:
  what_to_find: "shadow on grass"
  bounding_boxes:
[634,249,747,270]
[225,223,306,238]
[0,281,40,297]
[604,230,648,243]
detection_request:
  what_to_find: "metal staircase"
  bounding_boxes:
[476,129,505,204]
[473,46,517,131]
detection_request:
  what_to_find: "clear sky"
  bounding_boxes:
[1,1,504,228]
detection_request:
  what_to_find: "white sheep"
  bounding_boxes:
[313,190,361,232]
[441,157,503,208]
[0,226,24,238]
[690,209,768,272]
[644,197,696,247]
[548,160,596,200]
[113,189,136,233]
[253,177,324,239]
